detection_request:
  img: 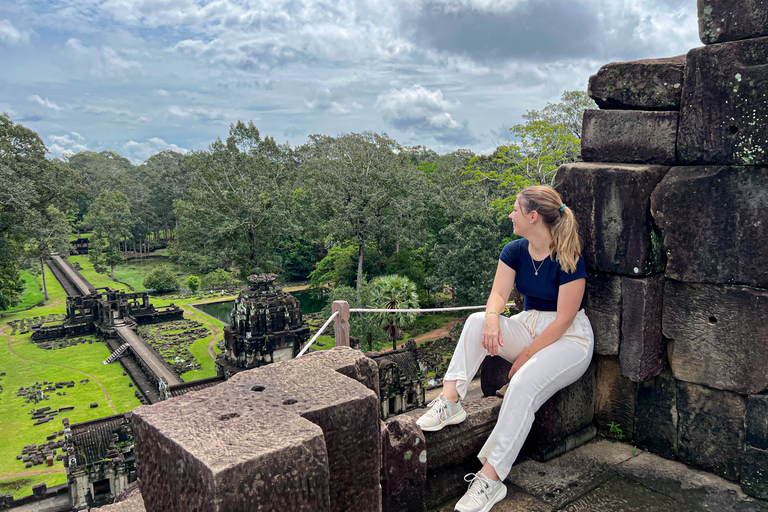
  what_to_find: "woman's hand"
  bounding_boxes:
[509,349,532,378]
[482,315,504,356]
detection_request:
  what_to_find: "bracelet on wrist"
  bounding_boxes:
[485,310,499,316]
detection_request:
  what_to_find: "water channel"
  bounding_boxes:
[195,289,327,325]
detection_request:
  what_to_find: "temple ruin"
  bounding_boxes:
[215,273,311,378]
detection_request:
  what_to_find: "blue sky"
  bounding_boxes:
[0,0,700,163]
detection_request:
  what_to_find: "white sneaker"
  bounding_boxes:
[415,394,466,432]
[454,472,507,512]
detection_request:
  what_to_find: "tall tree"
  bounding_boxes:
[23,206,71,299]
[173,121,295,276]
[84,190,133,279]
[0,113,80,310]
[302,132,428,293]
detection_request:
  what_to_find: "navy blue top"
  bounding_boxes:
[499,239,587,311]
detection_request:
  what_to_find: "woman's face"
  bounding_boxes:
[509,199,528,236]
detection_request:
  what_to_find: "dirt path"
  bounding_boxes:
[1,326,117,414]
[378,319,460,353]
[0,469,65,480]
[183,305,222,360]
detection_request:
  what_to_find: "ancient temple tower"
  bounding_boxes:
[215,273,310,378]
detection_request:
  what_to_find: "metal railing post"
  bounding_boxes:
[332,300,350,347]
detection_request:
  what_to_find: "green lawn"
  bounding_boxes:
[0,266,142,497]
[68,233,93,242]
[4,271,45,313]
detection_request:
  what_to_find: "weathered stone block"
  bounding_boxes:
[746,394,768,450]
[299,346,380,398]
[678,38,768,165]
[634,370,678,460]
[583,271,621,355]
[581,110,679,165]
[588,55,686,111]
[619,275,664,382]
[228,362,381,512]
[555,163,668,276]
[742,446,768,500]
[132,384,331,512]
[519,360,597,457]
[650,166,768,288]
[480,355,512,397]
[595,356,637,439]
[677,381,746,481]
[663,280,768,395]
[380,416,427,512]
[424,396,502,471]
[698,0,768,44]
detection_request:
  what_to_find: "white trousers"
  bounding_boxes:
[443,309,594,480]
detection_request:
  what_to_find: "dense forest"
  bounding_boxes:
[0,91,594,323]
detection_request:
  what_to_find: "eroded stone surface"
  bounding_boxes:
[583,271,621,355]
[678,38,768,165]
[561,476,703,512]
[698,0,768,44]
[634,370,678,460]
[90,491,147,512]
[228,362,381,512]
[480,355,512,397]
[299,346,380,399]
[555,163,668,276]
[595,356,637,439]
[133,384,331,512]
[588,55,686,111]
[381,415,427,512]
[619,275,664,382]
[618,450,756,511]
[742,446,768,500]
[581,110,679,165]
[651,166,768,288]
[746,394,768,450]
[664,280,768,395]
[677,381,747,481]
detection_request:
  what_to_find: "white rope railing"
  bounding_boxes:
[349,303,515,314]
[298,302,516,356]
[297,310,339,357]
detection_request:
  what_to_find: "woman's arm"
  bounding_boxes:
[507,277,586,378]
[482,260,516,356]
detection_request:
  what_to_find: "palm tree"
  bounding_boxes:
[369,275,419,351]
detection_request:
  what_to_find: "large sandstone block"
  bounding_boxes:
[380,416,427,512]
[555,163,668,276]
[651,166,768,288]
[132,385,331,512]
[742,446,768,500]
[677,381,747,481]
[594,356,636,439]
[581,110,678,165]
[678,38,768,165]
[619,275,664,382]
[663,280,768,395]
[583,271,621,355]
[228,362,381,512]
[635,370,678,460]
[518,360,597,461]
[698,0,768,44]
[588,55,686,111]
[746,394,768,451]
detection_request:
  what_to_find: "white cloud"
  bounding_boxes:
[0,19,31,45]
[124,137,187,163]
[48,132,89,159]
[65,38,143,77]
[28,95,63,112]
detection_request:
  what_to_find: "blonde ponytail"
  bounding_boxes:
[518,186,581,273]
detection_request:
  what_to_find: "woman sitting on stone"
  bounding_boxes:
[416,185,594,512]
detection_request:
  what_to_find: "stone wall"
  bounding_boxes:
[556,3,768,499]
